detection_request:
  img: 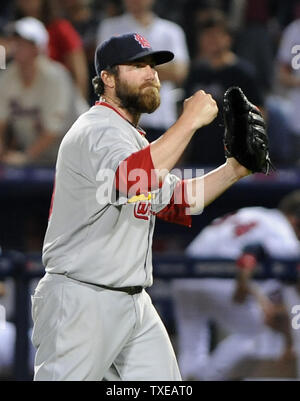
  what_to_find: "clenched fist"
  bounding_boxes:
[182,90,218,132]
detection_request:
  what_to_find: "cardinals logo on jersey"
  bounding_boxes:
[127,193,152,221]
[134,201,151,220]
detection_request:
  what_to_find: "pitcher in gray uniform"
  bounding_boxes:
[31,33,250,381]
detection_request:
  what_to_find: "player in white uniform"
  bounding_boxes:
[172,191,300,380]
[31,33,251,381]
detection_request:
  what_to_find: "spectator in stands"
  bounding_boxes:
[0,17,88,166]
[0,282,5,298]
[15,0,89,100]
[184,9,263,166]
[0,0,15,28]
[228,0,274,94]
[97,0,190,142]
[172,190,300,380]
[92,0,124,19]
[274,0,300,29]
[277,16,300,166]
[60,0,102,105]
[182,0,229,59]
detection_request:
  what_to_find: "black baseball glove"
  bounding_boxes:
[223,86,274,174]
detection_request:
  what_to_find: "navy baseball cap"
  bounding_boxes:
[95,33,174,76]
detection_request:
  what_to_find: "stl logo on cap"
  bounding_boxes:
[134,33,151,49]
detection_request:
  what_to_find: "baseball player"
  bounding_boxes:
[172,191,300,380]
[0,279,35,376]
[31,33,263,381]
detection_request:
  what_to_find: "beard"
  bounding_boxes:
[115,75,161,114]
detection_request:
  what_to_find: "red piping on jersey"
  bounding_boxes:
[95,101,146,137]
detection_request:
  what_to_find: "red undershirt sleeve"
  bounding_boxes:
[115,147,192,227]
[154,180,192,227]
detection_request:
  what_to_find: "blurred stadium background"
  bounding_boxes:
[0,0,300,381]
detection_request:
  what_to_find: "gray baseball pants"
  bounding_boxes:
[31,273,181,381]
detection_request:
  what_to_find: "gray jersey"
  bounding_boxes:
[42,104,180,287]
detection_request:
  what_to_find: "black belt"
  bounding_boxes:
[96,284,144,295]
[54,274,144,296]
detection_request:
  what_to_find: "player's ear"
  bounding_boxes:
[101,70,115,89]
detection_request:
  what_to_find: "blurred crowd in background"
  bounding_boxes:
[0,0,300,167]
[1,0,300,382]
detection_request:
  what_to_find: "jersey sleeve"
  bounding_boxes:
[263,223,300,258]
[85,127,192,221]
[114,145,160,199]
[84,126,143,205]
[151,175,192,227]
[116,150,192,226]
